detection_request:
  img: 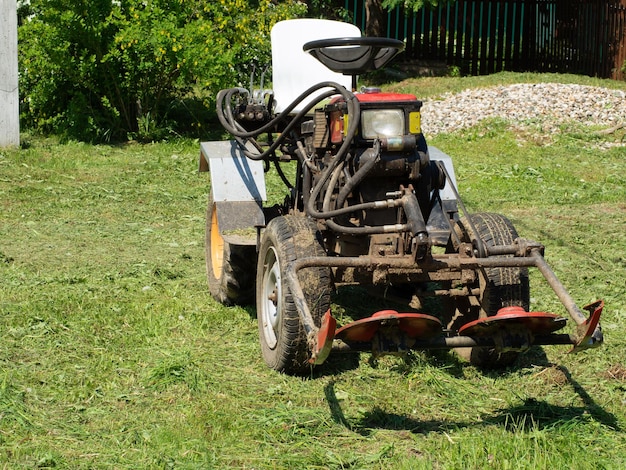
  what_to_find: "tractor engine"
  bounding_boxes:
[299,88,446,258]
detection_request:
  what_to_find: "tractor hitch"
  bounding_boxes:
[286,244,604,365]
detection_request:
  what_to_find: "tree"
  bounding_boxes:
[383,0,454,11]
[302,0,350,20]
[366,0,455,36]
[18,0,306,142]
[366,0,385,37]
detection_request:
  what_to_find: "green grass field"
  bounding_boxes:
[1,73,625,468]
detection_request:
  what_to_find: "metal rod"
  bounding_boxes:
[529,249,587,326]
[438,160,486,256]
[331,333,577,353]
[286,240,591,354]
[290,249,547,272]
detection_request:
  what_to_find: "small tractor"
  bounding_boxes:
[200,19,603,374]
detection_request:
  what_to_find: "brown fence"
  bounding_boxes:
[346,0,626,80]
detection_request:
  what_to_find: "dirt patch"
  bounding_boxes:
[535,365,569,387]
[604,364,626,381]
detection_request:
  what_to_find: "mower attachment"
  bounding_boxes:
[309,302,603,363]
[458,307,567,336]
[458,307,567,354]
[336,311,443,358]
[335,310,442,343]
[311,309,337,365]
[570,300,604,353]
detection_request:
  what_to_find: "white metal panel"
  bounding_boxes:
[200,141,267,202]
[271,19,360,114]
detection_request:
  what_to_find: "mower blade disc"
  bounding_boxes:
[570,300,604,353]
[312,309,337,365]
[335,310,442,343]
[458,306,567,337]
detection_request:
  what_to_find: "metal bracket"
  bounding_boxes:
[570,300,604,353]
[201,141,267,245]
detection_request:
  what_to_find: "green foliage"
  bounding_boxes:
[382,0,455,12]
[18,0,306,142]
[306,0,352,21]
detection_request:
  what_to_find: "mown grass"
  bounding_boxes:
[1,73,625,469]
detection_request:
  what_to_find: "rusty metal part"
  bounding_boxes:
[284,238,603,364]
[570,300,604,353]
[397,185,429,260]
[311,309,337,365]
[379,135,417,152]
[335,310,441,343]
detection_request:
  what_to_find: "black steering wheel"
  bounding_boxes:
[303,37,405,75]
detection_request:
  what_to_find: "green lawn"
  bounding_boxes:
[1,74,625,469]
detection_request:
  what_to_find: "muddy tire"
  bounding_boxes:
[257,215,331,374]
[205,198,256,306]
[448,212,530,368]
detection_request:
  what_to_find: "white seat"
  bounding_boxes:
[271,19,361,114]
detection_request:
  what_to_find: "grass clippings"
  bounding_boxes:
[1,73,625,469]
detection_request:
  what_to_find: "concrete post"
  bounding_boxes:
[0,0,20,148]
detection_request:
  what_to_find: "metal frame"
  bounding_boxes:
[284,243,604,364]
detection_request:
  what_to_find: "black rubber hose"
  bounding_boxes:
[305,92,360,219]
[334,140,381,211]
[217,85,345,161]
[216,81,362,216]
[216,81,352,138]
[325,219,408,235]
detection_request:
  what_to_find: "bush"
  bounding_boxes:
[18,0,306,142]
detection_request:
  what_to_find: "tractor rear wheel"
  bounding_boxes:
[205,197,256,306]
[257,215,331,374]
[448,212,530,368]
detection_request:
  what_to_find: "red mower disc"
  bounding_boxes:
[335,310,442,343]
[458,306,567,337]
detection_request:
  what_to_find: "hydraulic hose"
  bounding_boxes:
[216,82,356,162]
[334,140,381,211]
[322,164,344,214]
[305,92,360,219]
[216,80,364,223]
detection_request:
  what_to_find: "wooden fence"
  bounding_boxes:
[346,0,626,80]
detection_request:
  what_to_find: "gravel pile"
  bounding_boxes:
[420,83,626,135]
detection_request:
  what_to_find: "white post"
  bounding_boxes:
[0,0,20,148]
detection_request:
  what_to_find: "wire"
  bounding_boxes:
[216,81,364,222]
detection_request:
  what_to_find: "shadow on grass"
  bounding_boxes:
[318,339,553,380]
[324,364,620,436]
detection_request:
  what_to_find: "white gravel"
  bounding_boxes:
[420,83,626,136]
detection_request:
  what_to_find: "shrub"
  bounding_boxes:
[18,0,306,142]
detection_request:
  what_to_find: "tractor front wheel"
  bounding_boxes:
[205,197,256,306]
[257,215,331,374]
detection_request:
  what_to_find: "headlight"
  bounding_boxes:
[361,109,404,139]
